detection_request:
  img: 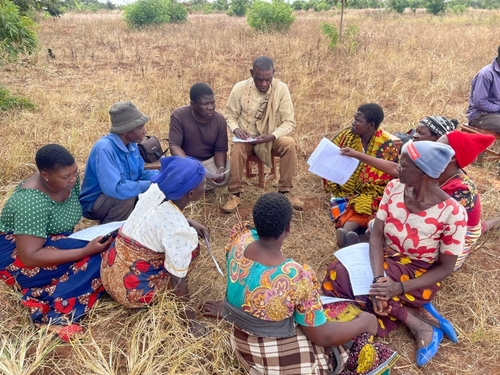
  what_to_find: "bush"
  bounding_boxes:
[0,85,35,111]
[314,1,330,11]
[246,0,294,32]
[321,22,339,49]
[388,0,407,13]
[0,0,38,62]
[321,22,360,52]
[227,0,249,16]
[123,0,187,28]
[425,0,446,14]
[167,1,188,22]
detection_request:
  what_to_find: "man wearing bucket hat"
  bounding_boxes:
[80,101,159,224]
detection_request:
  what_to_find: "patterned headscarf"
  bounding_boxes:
[419,116,458,137]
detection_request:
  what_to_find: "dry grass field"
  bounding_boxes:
[1,8,500,374]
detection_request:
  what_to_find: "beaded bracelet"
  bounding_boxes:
[372,275,384,284]
[399,281,406,295]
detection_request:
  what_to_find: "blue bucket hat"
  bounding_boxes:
[151,156,205,200]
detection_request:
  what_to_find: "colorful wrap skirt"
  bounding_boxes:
[100,232,199,308]
[0,233,104,325]
[322,248,440,337]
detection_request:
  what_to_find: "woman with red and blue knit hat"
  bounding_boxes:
[101,156,208,335]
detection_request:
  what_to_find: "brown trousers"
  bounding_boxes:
[228,136,296,194]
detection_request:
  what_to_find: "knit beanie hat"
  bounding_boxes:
[446,130,495,168]
[109,101,150,135]
[403,140,455,178]
[151,156,206,200]
[419,116,458,137]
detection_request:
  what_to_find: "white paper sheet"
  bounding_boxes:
[307,138,359,185]
[205,168,230,180]
[333,242,379,296]
[232,136,257,143]
[320,296,356,305]
[68,221,125,241]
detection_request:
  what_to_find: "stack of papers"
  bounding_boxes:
[307,138,359,185]
[334,243,384,296]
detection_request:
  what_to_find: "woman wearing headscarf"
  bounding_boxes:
[100,156,207,334]
[322,141,467,367]
[412,116,459,142]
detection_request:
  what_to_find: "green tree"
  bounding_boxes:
[227,0,249,16]
[12,0,64,17]
[425,0,446,14]
[0,0,38,62]
[123,0,187,28]
[246,0,294,32]
[0,0,37,111]
[388,0,407,13]
[212,0,228,12]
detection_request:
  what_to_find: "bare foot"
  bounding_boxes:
[189,320,208,338]
[404,311,434,349]
[482,216,500,234]
[406,306,440,328]
[200,300,225,318]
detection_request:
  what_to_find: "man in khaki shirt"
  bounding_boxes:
[222,55,303,213]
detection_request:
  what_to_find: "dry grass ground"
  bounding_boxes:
[1,9,500,374]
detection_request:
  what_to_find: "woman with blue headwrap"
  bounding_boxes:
[100,156,207,335]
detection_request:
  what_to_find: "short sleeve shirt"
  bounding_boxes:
[225,227,326,327]
[169,105,228,161]
[0,178,82,238]
[377,179,467,263]
[121,184,199,278]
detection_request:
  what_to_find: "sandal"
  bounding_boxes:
[57,323,83,342]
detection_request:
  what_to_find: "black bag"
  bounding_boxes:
[138,136,169,163]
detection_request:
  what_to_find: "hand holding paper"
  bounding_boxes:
[232,136,256,143]
[307,138,359,185]
[205,168,230,180]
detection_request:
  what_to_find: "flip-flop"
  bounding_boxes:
[57,323,83,342]
[336,228,347,248]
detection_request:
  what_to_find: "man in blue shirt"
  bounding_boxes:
[467,45,500,133]
[80,101,159,223]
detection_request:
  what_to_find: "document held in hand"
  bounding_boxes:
[333,243,385,296]
[307,138,359,185]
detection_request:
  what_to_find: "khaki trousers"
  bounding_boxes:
[228,136,296,194]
